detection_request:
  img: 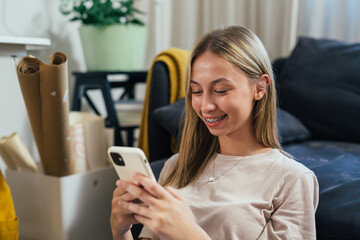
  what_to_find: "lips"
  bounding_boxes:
[204,114,227,124]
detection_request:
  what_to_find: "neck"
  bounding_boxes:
[218,132,259,156]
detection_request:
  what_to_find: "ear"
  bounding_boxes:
[254,74,270,100]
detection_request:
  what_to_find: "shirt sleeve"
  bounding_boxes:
[138,154,178,239]
[259,172,319,240]
[138,226,157,240]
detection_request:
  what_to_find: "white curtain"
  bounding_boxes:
[140,0,360,66]
[298,0,360,43]
[141,0,300,65]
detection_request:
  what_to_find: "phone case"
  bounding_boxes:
[107,146,156,182]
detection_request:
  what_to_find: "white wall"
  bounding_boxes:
[0,56,35,171]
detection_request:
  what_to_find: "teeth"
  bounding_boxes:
[204,115,226,123]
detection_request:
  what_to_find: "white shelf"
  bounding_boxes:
[0,36,51,57]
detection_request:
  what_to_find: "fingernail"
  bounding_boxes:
[117,180,126,187]
[132,174,139,185]
[133,172,139,177]
[133,180,140,185]
[116,180,121,186]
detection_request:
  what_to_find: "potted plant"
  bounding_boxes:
[60,0,147,71]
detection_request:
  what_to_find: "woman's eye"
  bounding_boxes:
[215,90,228,94]
[191,90,203,94]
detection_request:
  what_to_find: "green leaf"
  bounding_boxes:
[59,0,146,26]
[70,16,80,22]
[130,18,144,26]
[132,8,145,15]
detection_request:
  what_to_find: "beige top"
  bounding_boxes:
[139,149,319,240]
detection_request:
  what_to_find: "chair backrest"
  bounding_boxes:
[138,48,190,161]
[147,62,173,161]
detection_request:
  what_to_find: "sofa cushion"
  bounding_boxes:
[278,37,360,143]
[152,98,185,141]
[153,98,310,144]
[277,108,311,144]
[283,141,360,239]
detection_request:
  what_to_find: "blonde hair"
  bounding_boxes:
[163,26,281,188]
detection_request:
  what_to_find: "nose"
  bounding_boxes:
[201,93,216,114]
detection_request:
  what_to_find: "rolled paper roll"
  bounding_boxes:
[16,52,73,176]
[0,138,18,170]
[16,57,44,164]
[0,133,38,173]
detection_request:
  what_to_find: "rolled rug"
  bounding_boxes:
[16,52,72,176]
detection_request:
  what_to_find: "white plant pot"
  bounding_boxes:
[79,24,147,71]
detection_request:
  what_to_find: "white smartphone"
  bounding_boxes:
[107,146,156,182]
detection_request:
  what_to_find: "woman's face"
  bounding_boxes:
[190,51,258,140]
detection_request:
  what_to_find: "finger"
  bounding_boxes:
[112,201,135,216]
[116,179,121,186]
[118,180,157,206]
[120,192,138,202]
[165,186,183,201]
[134,214,151,226]
[114,179,139,199]
[113,186,138,203]
[117,179,140,187]
[133,173,170,199]
[112,196,140,216]
[113,186,127,197]
[118,200,151,218]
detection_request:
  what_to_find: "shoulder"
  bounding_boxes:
[157,154,179,184]
[164,153,179,172]
[263,149,314,176]
[250,149,317,189]
[266,149,318,199]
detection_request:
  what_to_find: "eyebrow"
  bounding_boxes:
[190,78,232,85]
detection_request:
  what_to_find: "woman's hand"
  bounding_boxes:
[117,173,211,240]
[110,180,139,240]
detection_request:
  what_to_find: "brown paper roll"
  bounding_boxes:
[16,57,44,163]
[0,139,18,170]
[0,133,38,173]
[16,52,73,176]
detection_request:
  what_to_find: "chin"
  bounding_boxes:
[206,128,225,137]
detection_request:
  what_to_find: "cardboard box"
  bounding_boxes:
[6,166,118,240]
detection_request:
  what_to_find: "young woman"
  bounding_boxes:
[110,26,319,240]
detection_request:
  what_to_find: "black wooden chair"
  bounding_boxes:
[71,71,147,146]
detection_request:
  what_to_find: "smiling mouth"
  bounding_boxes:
[204,114,227,124]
